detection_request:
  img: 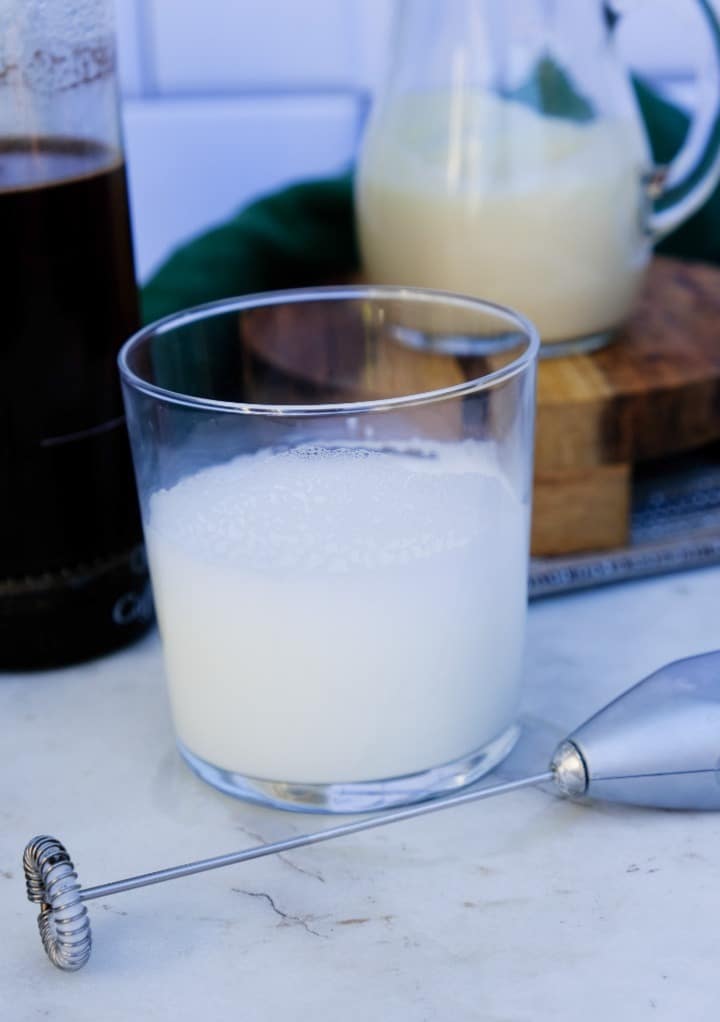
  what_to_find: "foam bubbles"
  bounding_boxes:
[148,441,520,574]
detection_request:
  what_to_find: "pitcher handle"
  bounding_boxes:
[624,0,720,239]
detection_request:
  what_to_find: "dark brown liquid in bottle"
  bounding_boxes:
[0,137,152,669]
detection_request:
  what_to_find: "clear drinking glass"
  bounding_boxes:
[119,287,539,813]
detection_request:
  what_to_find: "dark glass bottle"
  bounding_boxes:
[0,1,152,668]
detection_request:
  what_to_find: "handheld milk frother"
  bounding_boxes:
[23,650,720,972]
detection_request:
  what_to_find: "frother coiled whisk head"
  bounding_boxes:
[23,836,91,972]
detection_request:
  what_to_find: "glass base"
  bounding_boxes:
[539,329,615,359]
[177,725,521,814]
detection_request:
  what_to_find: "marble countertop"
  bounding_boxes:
[2,566,720,1021]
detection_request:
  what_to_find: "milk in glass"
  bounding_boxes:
[145,441,528,784]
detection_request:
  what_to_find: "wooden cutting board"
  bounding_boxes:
[533,257,720,555]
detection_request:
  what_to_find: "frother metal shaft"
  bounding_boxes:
[23,772,551,971]
[80,772,551,902]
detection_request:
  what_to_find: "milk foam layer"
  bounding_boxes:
[146,442,528,783]
[150,443,498,572]
[357,93,651,344]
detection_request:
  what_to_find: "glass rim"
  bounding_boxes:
[118,285,540,417]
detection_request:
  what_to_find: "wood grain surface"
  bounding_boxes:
[536,258,720,473]
[531,257,720,553]
[532,464,631,556]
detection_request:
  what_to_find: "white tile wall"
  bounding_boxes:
[115,0,719,281]
[348,0,396,92]
[123,94,361,279]
[115,0,146,97]
[617,0,720,80]
[148,0,385,92]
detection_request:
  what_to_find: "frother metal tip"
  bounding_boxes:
[550,740,589,798]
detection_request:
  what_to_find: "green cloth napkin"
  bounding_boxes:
[142,82,720,325]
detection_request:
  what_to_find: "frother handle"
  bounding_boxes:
[554,650,720,810]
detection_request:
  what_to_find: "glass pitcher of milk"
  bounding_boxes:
[356,0,720,353]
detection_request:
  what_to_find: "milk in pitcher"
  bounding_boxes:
[357,93,651,345]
